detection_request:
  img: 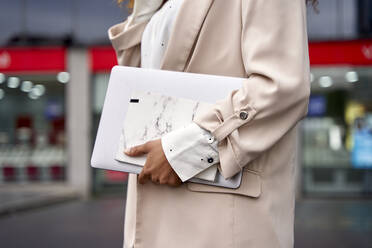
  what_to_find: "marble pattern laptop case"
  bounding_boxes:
[115,90,218,181]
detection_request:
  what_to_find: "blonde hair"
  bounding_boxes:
[117,0,134,9]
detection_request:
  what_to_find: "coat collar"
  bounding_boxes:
[160,0,214,71]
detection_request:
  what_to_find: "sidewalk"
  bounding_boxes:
[0,196,371,248]
[0,195,124,248]
[0,183,79,216]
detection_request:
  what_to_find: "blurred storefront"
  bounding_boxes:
[0,47,90,201]
[0,47,67,184]
[304,40,372,196]
[1,39,372,197]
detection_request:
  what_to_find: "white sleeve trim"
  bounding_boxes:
[161,122,220,182]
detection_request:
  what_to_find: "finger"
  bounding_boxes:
[124,142,150,157]
[158,175,170,185]
[138,169,150,184]
[159,178,167,185]
[168,176,182,187]
[139,160,153,184]
[151,175,160,184]
[138,163,151,184]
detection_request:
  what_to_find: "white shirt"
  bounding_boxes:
[123,0,220,182]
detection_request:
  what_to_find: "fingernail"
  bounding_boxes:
[124,148,131,154]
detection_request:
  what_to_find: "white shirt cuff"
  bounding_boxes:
[161,122,220,182]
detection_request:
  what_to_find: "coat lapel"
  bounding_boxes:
[160,0,214,71]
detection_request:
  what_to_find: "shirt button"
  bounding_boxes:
[239,111,248,120]
[207,136,214,144]
[207,157,214,163]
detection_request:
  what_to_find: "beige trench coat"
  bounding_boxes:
[108,0,310,247]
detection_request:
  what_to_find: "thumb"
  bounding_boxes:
[124,142,149,156]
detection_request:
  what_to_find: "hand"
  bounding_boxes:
[124,139,182,187]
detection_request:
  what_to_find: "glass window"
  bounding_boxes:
[302,67,372,196]
[0,73,67,183]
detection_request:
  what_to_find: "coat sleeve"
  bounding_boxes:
[108,19,148,67]
[192,0,311,179]
[108,0,163,67]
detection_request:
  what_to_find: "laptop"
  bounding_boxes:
[91,66,244,188]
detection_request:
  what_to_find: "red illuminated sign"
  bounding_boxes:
[309,40,372,66]
[0,47,66,74]
[89,46,117,73]
[2,40,372,74]
[89,39,372,72]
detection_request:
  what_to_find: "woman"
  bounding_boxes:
[108,0,316,247]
